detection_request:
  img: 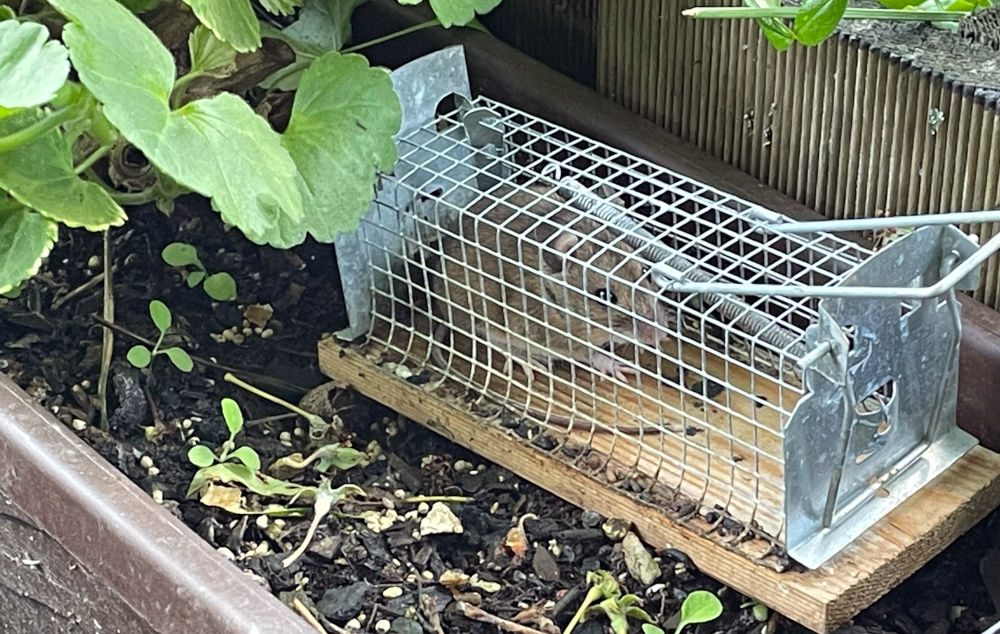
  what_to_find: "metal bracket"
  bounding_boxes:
[335,46,474,340]
[784,226,978,568]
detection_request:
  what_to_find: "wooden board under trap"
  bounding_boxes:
[318,336,1000,633]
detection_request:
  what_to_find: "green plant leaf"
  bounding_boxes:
[0,20,70,109]
[159,94,304,240]
[642,625,666,634]
[260,0,302,15]
[0,109,126,229]
[314,444,366,472]
[793,0,847,45]
[164,347,194,372]
[203,272,237,301]
[118,0,162,12]
[50,0,173,150]
[398,0,500,27]
[161,242,202,268]
[127,344,152,368]
[0,201,57,295]
[676,590,723,634]
[0,6,16,20]
[745,0,794,51]
[188,24,239,78]
[276,51,400,247]
[181,0,261,52]
[229,446,261,471]
[187,270,206,287]
[186,461,313,499]
[53,0,302,235]
[287,0,368,51]
[188,444,217,467]
[221,397,244,436]
[149,299,171,332]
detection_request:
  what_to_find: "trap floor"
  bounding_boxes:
[318,335,1000,633]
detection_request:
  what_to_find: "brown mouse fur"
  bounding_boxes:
[428,183,665,391]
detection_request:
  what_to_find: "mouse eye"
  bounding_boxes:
[595,288,619,304]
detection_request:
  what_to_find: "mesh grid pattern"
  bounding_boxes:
[355,97,871,540]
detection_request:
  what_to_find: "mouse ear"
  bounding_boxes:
[541,231,580,272]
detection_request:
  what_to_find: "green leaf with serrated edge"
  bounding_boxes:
[221,397,244,436]
[276,51,400,247]
[400,0,500,27]
[0,109,125,229]
[53,0,302,234]
[164,347,193,372]
[161,242,202,268]
[260,0,302,15]
[203,272,237,301]
[149,299,171,332]
[127,344,152,368]
[229,446,261,471]
[181,0,261,53]
[793,0,847,45]
[50,0,173,150]
[188,444,217,467]
[160,94,303,238]
[287,0,367,52]
[745,0,794,51]
[0,201,57,295]
[188,24,238,78]
[186,462,313,499]
[0,21,69,108]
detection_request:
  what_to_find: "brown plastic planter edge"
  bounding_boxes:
[0,373,315,634]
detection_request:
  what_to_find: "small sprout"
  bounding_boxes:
[161,242,237,301]
[740,601,769,622]
[675,590,723,634]
[127,300,193,373]
[282,480,365,568]
[564,570,653,634]
[186,398,261,471]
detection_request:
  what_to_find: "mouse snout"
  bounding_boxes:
[635,320,661,347]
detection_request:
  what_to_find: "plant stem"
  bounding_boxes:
[342,19,441,54]
[97,230,113,431]
[224,372,328,431]
[74,144,111,174]
[0,106,78,153]
[107,188,158,205]
[682,6,966,21]
[170,70,205,109]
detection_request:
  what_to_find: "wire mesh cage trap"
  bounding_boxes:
[333,46,1000,569]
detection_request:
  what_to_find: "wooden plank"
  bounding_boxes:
[319,337,1000,633]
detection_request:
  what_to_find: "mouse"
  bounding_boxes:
[426,182,674,433]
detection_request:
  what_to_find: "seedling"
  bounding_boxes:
[161,242,237,301]
[564,570,654,634]
[669,590,724,634]
[187,397,261,471]
[126,300,194,372]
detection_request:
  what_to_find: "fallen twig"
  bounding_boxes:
[458,602,548,634]
[291,596,331,633]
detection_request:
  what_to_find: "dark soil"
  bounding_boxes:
[2,199,999,634]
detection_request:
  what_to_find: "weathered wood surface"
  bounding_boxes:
[319,337,1000,633]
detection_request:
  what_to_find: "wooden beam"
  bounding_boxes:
[318,337,1000,633]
